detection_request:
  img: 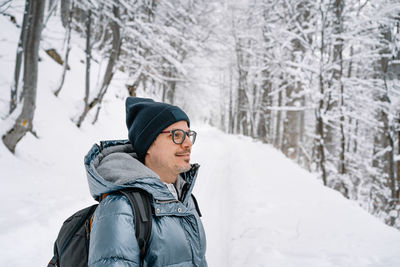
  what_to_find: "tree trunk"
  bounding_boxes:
[92,2,122,124]
[371,100,393,213]
[42,0,58,31]
[346,46,354,154]
[228,67,234,134]
[60,0,70,28]
[261,9,272,144]
[168,79,176,105]
[48,0,57,11]
[76,9,92,128]
[9,0,29,114]
[54,0,74,97]
[397,115,400,201]
[316,13,328,185]
[282,81,300,159]
[273,90,283,150]
[127,72,143,97]
[3,0,45,153]
[162,66,176,104]
[231,17,249,136]
[316,108,328,186]
[371,93,394,189]
[374,26,396,206]
[257,79,271,143]
[333,0,346,175]
[235,53,248,135]
[298,95,306,165]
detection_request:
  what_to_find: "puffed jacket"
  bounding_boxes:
[84,140,207,267]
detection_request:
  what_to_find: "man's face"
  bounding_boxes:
[145,120,193,183]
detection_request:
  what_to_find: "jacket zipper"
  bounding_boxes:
[155,199,179,204]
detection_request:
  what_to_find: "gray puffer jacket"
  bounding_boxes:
[84,140,207,267]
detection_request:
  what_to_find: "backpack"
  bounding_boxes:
[47,188,152,267]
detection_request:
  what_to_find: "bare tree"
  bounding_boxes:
[42,0,58,31]
[231,14,250,136]
[3,0,45,153]
[397,115,400,203]
[371,25,397,224]
[76,9,92,128]
[9,0,29,114]
[0,0,12,13]
[92,2,122,124]
[60,0,70,27]
[329,0,348,196]
[281,1,312,160]
[54,0,74,97]
[76,1,122,126]
[315,2,329,186]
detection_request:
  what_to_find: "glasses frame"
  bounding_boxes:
[160,129,197,145]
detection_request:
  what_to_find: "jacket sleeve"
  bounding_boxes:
[88,194,141,267]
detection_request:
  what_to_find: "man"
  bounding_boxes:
[85,97,207,266]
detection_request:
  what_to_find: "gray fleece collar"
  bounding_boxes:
[93,144,159,185]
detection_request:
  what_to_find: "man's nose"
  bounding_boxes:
[182,134,192,148]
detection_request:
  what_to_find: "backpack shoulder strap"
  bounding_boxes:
[191,193,202,217]
[120,189,153,261]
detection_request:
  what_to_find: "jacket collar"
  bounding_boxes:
[85,139,200,202]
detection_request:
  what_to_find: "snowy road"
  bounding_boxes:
[192,126,400,267]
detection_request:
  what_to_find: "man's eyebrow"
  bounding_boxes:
[168,128,190,131]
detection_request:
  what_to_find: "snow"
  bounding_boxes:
[1,6,400,267]
[192,128,400,267]
[2,112,400,267]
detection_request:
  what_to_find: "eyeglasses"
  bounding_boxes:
[160,129,197,145]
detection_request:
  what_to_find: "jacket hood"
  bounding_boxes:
[84,139,199,201]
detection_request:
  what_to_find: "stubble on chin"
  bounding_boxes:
[176,161,191,174]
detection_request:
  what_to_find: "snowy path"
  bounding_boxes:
[192,126,400,267]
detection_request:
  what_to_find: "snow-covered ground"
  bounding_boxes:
[193,129,400,266]
[2,104,400,267]
[1,5,400,267]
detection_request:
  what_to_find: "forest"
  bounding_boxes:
[1,0,400,230]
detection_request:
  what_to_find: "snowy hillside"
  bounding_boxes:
[1,4,400,267]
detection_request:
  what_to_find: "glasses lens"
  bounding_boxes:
[173,130,185,144]
[188,130,196,144]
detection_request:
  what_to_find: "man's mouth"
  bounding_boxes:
[176,151,191,160]
[176,153,190,157]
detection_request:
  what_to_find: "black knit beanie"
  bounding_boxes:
[125,97,190,162]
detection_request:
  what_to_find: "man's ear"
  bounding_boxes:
[144,150,150,166]
[147,140,155,153]
[145,140,156,159]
